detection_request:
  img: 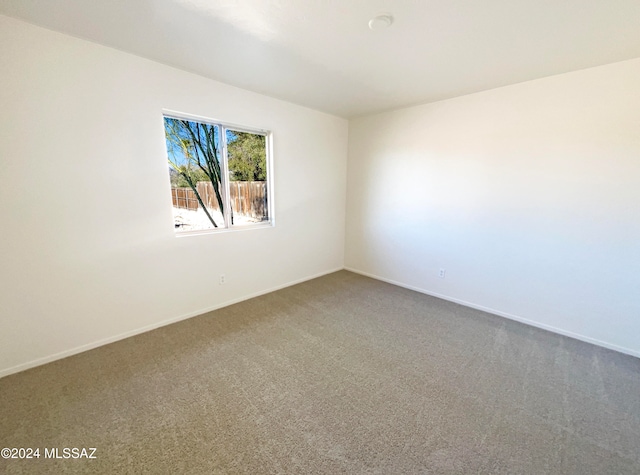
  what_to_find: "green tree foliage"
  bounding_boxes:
[227,131,267,182]
[169,167,208,188]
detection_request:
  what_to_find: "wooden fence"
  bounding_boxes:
[171,181,267,220]
[171,187,200,211]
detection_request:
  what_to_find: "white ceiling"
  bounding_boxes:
[2,0,640,118]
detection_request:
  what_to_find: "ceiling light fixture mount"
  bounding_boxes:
[368,14,394,31]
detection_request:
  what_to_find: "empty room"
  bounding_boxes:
[1,1,639,473]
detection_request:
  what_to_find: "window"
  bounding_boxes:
[163,112,272,233]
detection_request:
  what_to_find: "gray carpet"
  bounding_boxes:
[1,270,639,474]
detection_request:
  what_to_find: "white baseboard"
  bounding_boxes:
[0,267,344,379]
[344,266,640,360]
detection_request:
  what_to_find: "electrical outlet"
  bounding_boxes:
[439,268,446,279]
[219,274,226,285]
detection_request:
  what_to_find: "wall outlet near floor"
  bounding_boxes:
[219,274,226,285]
[439,268,446,279]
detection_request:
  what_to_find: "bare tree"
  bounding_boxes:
[165,118,223,227]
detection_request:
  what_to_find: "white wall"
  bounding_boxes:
[0,15,348,377]
[346,59,640,357]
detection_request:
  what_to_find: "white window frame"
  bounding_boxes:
[163,110,274,235]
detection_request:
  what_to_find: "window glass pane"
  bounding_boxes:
[164,117,227,232]
[226,130,269,226]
